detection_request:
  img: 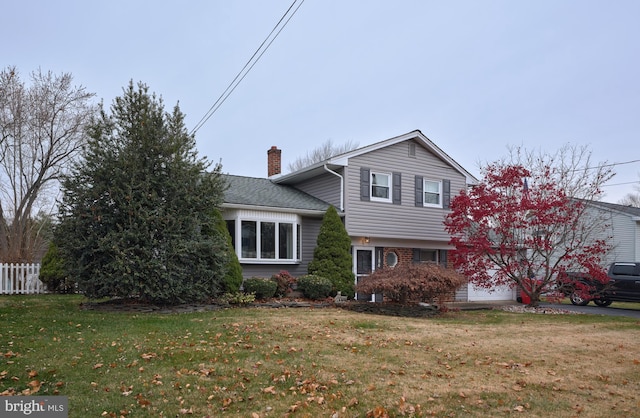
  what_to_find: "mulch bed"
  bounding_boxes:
[79,298,333,314]
[337,301,439,318]
[79,298,441,317]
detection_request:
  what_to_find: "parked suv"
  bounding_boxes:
[559,262,640,306]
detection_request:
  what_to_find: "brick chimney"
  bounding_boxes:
[267,146,282,177]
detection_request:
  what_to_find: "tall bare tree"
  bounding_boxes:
[0,67,96,262]
[617,175,640,207]
[287,139,359,172]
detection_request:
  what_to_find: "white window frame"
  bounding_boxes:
[370,171,392,203]
[226,210,301,264]
[423,179,442,208]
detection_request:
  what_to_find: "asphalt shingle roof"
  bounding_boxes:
[222,174,331,212]
[588,200,640,217]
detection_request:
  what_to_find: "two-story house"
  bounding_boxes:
[221,130,481,300]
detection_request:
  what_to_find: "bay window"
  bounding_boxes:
[226,211,300,262]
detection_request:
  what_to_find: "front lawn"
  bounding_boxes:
[1,295,638,417]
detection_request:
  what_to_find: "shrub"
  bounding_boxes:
[307,206,355,298]
[356,263,467,305]
[39,242,75,293]
[270,270,297,297]
[242,277,277,299]
[219,292,256,305]
[298,274,333,300]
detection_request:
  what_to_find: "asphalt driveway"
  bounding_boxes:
[539,302,640,319]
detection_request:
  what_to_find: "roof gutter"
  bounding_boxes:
[323,164,344,212]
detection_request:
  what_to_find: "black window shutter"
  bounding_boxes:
[414,175,423,207]
[412,248,420,263]
[442,179,451,209]
[360,167,370,201]
[392,172,401,205]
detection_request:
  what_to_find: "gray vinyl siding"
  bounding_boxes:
[580,205,637,266]
[636,222,640,261]
[240,263,308,279]
[300,216,322,270]
[291,171,342,209]
[454,285,469,302]
[344,140,466,242]
[601,209,638,264]
[239,216,321,279]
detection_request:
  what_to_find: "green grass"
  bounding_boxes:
[1,295,639,417]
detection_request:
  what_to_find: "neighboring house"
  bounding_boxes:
[583,200,640,264]
[221,130,480,300]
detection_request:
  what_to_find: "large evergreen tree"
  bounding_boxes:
[55,82,228,304]
[307,205,355,298]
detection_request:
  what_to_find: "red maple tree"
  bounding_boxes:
[444,163,610,307]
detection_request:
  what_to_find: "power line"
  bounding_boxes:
[567,158,640,172]
[602,180,640,188]
[599,159,640,169]
[190,0,305,135]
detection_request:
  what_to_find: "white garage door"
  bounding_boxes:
[467,283,516,301]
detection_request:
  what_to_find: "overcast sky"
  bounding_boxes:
[4,0,639,203]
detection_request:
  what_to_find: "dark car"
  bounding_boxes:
[559,262,640,306]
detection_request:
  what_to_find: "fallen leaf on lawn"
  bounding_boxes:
[93,363,103,369]
[28,380,41,393]
[141,353,157,360]
[514,405,525,412]
[28,370,38,378]
[263,386,277,394]
[369,406,390,417]
[136,394,151,407]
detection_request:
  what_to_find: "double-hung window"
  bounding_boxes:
[423,179,442,207]
[371,172,391,202]
[414,176,450,209]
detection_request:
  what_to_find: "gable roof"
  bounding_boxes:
[272,130,479,185]
[221,174,330,215]
[586,200,640,220]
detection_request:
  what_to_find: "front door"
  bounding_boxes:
[355,248,375,301]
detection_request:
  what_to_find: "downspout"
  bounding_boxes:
[323,165,344,212]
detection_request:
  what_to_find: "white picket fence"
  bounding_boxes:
[0,263,45,294]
